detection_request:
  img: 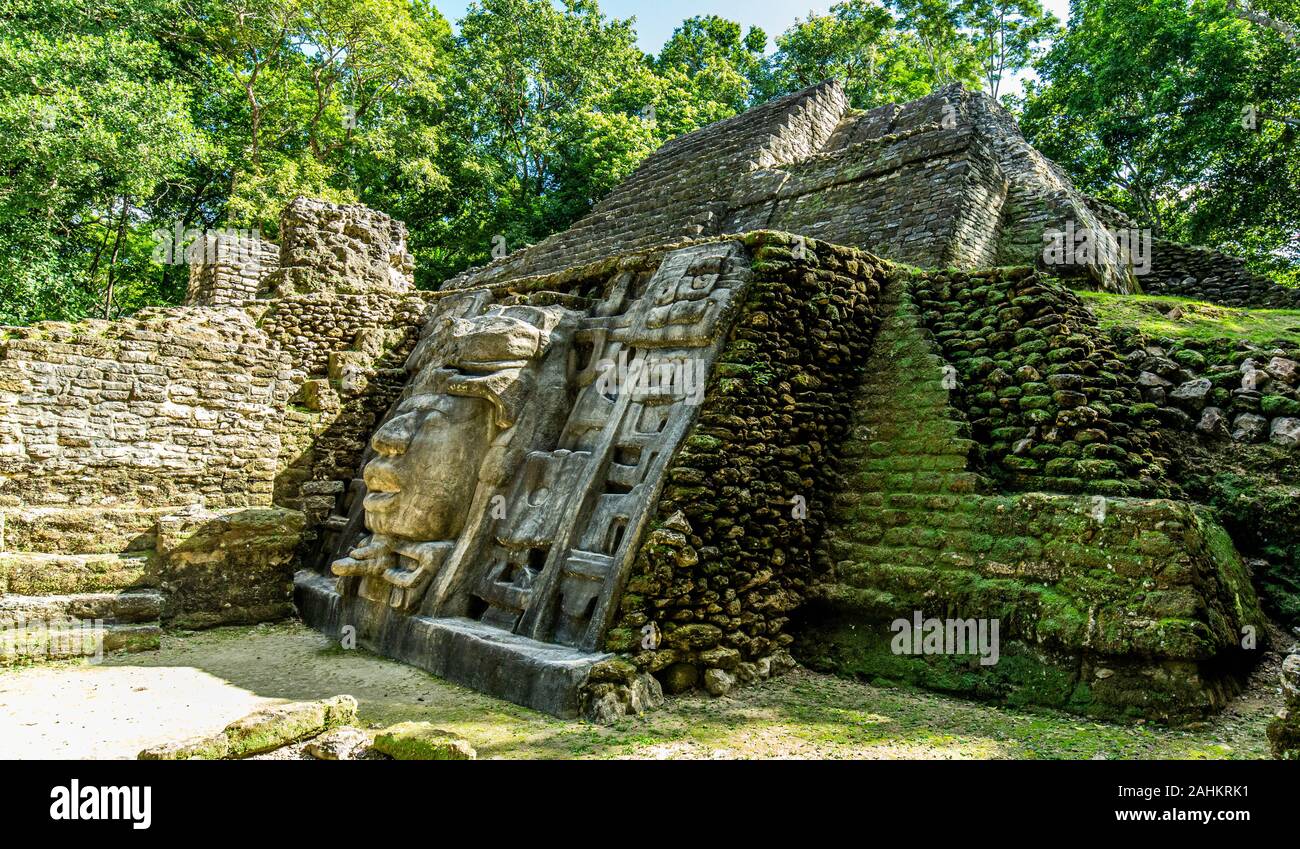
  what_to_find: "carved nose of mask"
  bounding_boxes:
[372,412,417,456]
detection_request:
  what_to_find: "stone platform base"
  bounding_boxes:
[294,571,608,718]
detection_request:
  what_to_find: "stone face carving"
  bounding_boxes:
[332,305,570,611]
[311,241,752,696]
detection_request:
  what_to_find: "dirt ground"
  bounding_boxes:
[0,621,1286,760]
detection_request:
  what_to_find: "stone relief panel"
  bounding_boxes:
[327,241,752,652]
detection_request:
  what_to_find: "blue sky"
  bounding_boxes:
[430,1,1073,54]
[430,0,1073,96]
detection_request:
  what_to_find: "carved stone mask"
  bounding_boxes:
[356,304,567,544]
[362,389,496,541]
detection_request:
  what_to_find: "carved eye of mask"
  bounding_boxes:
[397,393,479,421]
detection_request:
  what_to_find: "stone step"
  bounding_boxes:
[0,505,179,554]
[0,551,156,596]
[0,589,164,626]
[296,570,609,718]
[0,589,163,662]
[0,620,160,663]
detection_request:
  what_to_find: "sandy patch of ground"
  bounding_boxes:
[0,621,1284,759]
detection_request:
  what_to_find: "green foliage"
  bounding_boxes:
[1019,0,1300,281]
[768,0,936,107]
[2,0,1289,326]
[427,0,661,280]
[960,0,1061,98]
[0,0,210,323]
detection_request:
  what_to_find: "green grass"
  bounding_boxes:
[19,623,1271,760]
[1079,290,1300,347]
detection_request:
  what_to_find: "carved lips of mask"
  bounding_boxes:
[361,391,496,541]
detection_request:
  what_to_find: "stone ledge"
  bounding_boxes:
[295,571,608,718]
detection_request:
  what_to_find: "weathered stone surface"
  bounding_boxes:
[797,271,1266,722]
[306,726,373,760]
[0,309,296,510]
[267,197,414,296]
[185,234,279,308]
[1270,417,1300,447]
[0,552,154,596]
[1197,406,1229,438]
[0,506,172,555]
[1268,357,1300,385]
[1170,378,1212,409]
[1268,652,1300,760]
[1233,413,1269,443]
[662,663,700,694]
[155,507,304,628]
[704,668,735,696]
[138,695,357,760]
[371,722,475,760]
[0,589,162,626]
[223,695,356,756]
[137,731,233,761]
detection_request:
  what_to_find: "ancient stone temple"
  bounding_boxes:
[3,81,1294,726]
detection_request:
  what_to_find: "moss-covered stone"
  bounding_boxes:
[138,695,356,759]
[800,272,1268,723]
[372,722,476,760]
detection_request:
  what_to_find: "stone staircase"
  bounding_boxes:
[0,506,173,663]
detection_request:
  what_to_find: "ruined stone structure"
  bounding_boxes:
[1,197,430,657]
[184,233,280,308]
[4,81,1295,732]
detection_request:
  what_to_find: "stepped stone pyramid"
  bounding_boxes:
[444,81,1134,292]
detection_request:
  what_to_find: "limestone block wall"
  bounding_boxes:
[1140,239,1300,309]
[745,126,1007,268]
[185,235,280,307]
[268,196,416,296]
[259,291,429,377]
[442,82,852,288]
[258,287,434,552]
[0,308,308,653]
[907,269,1171,495]
[0,198,429,651]
[0,308,297,509]
[1083,201,1300,309]
[440,80,1146,299]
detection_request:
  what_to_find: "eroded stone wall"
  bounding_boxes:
[269,196,415,296]
[907,269,1171,495]
[741,126,1008,268]
[0,197,426,649]
[1141,239,1300,309]
[0,307,307,656]
[185,235,280,307]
